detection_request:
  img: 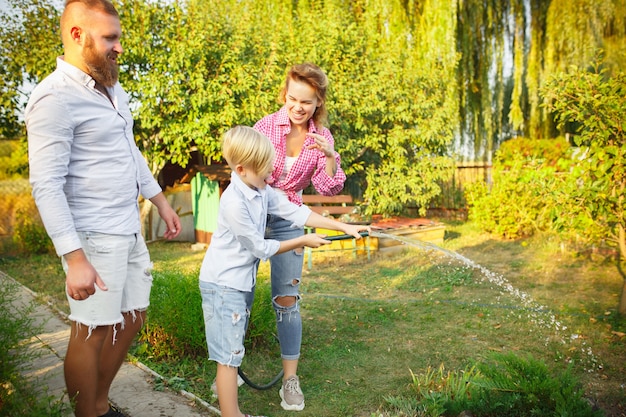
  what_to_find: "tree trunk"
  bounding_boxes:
[618,223,626,316]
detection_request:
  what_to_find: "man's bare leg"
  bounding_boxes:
[94,310,146,416]
[65,323,109,417]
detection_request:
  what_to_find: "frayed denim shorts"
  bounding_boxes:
[61,232,153,328]
[199,281,250,367]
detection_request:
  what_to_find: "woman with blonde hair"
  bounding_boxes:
[254,63,346,411]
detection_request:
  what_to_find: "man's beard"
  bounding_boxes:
[83,34,118,87]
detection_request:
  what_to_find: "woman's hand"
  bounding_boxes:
[306,133,335,158]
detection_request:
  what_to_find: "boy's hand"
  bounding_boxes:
[343,224,372,240]
[301,233,332,248]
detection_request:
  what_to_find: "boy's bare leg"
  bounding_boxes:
[217,364,243,417]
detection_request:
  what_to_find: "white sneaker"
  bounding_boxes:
[279,375,305,411]
[210,374,245,399]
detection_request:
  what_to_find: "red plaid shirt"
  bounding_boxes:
[254,106,346,205]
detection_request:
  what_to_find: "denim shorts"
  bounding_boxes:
[61,232,153,328]
[199,281,250,367]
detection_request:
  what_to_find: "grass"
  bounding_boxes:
[0,220,625,416]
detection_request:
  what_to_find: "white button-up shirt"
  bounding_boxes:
[25,57,162,256]
[199,172,311,292]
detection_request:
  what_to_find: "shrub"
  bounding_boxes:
[12,199,53,255]
[0,140,29,180]
[465,157,557,238]
[138,269,276,360]
[465,137,573,239]
[138,269,206,360]
[382,352,603,417]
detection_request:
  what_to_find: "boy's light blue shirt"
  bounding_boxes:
[199,172,311,292]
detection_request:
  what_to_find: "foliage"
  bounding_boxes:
[382,353,603,417]
[0,0,60,140]
[1,179,54,255]
[3,0,458,216]
[542,63,626,252]
[494,137,571,168]
[464,138,570,239]
[12,198,53,255]
[137,268,206,359]
[137,267,276,360]
[0,278,69,416]
[0,140,29,180]
[542,61,626,313]
[454,0,626,159]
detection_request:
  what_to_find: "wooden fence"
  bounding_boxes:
[427,162,492,218]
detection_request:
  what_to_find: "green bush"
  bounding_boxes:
[138,269,206,360]
[138,269,276,360]
[0,140,29,180]
[465,157,557,238]
[465,353,603,417]
[12,202,53,255]
[465,137,574,239]
[495,137,571,170]
[382,352,603,417]
[465,135,615,253]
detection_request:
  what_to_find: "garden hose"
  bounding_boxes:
[324,231,370,241]
[237,367,284,391]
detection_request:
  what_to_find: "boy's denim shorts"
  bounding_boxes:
[199,281,250,367]
[61,232,153,329]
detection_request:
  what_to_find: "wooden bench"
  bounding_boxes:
[301,194,356,215]
[302,194,370,269]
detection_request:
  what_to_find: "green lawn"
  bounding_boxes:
[1,220,624,416]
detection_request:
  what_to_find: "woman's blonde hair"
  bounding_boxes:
[222,126,275,174]
[279,62,329,129]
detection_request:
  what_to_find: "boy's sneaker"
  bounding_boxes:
[210,374,246,399]
[279,375,305,411]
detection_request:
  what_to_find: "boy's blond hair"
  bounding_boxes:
[222,126,275,174]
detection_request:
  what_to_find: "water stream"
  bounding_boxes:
[368,230,601,372]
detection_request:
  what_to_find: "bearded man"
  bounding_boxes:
[25,1,182,416]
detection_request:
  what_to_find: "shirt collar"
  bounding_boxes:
[56,56,97,89]
[230,171,262,201]
[277,106,320,134]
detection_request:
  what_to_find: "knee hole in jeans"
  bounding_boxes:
[274,295,298,308]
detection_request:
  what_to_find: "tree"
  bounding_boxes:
[0,0,60,140]
[0,0,463,216]
[542,61,626,315]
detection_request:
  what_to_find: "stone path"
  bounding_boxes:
[2,271,220,417]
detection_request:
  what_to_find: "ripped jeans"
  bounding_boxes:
[200,281,250,367]
[266,215,304,360]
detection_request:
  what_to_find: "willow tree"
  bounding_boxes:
[526,0,626,139]
[456,0,626,160]
[456,0,521,161]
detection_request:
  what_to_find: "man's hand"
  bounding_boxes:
[64,249,107,301]
[151,193,182,240]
